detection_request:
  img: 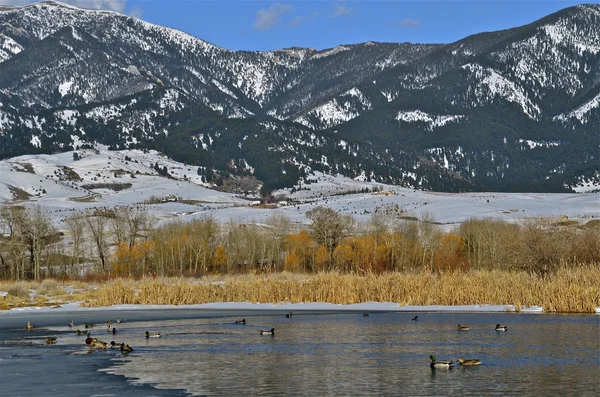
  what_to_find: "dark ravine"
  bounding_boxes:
[0,1,598,192]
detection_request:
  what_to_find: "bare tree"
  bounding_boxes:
[85,212,110,273]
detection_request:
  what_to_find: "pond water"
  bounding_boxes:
[1,310,598,396]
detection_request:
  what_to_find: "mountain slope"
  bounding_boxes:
[0,1,598,192]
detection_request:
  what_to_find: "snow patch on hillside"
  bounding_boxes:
[396,110,464,130]
[518,139,560,149]
[0,34,23,63]
[462,63,541,119]
[554,93,600,124]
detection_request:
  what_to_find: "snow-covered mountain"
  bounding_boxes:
[0,1,598,192]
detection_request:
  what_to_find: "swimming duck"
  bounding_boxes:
[109,341,122,349]
[412,315,419,321]
[120,343,133,353]
[93,339,107,350]
[285,312,292,318]
[458,357,481,366]
[76,329,85,335]
[107,324,116,334]
[145,331,161,338]
[457,324,470,331]
[69,320,75,328]
[235,319,246,325]
[84,322,95,329]
[45,337,57,345]
[495,324,508,331]
[85,333,94,345]
[260,328,275,335]
[363,313,369,317]
[26,321,34,330]
[116,318,122,324]
[429,355,455,369]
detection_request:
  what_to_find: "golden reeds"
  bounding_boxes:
[80,266,600,313]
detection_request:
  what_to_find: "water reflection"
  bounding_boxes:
[100,313,599,396]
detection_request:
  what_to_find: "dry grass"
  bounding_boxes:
[0,279,94,309]
[79,266,600,313]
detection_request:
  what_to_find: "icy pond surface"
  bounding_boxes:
[1,309,599,396]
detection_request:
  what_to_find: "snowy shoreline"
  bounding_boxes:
[1,301,550,315]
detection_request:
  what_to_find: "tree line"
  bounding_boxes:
[0,205,598,280]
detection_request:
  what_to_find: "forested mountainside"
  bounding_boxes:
[0,1,598,192]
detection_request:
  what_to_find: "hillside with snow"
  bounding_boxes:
[0,1,598,193]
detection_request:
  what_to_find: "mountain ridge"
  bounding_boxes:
[0,1,598,193]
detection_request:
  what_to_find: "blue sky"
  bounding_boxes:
[3,1,588,50]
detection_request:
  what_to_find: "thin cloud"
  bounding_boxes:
[398,18,421,28]
[253,2,293,31]
[289,16,302,27]
[0,1,138,16]
[333,2,354,17]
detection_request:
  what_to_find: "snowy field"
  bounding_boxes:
[0,147,598,231]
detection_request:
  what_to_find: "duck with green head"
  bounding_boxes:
[260,328,275,335]
[495,324,508,331]
[145,331,161,338]
[429,355,455,369]
[45,337,57,345]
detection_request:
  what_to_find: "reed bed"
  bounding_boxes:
[82,266,600,313]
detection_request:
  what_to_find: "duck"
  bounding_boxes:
[45,337,57,345]
[109,341,122,349]
[285,312,292,318]
[120,343,133,353]
[26,321,34,330]
[458,357,481,366]
[457,324,470,331]
[260,328,275,335]
[93,339,107,350]
[69,320,75,328]
[412,315,419,321]
[107,324,116,334]
[429,355,455,369]
[234,319,246,325]
[495,324,508,331]
[76,329,85,335]
[363,313,369,317]
[85,333,95,345]
[84,322,95,329]
[116,318,122,324]
[145,331,161,338]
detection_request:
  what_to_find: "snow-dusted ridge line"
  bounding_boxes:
[1,301,545,314]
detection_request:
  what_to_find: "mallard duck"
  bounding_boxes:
[412,315,419,321]
[26,321,34,330]
[429,355,455,369]
[84,322,95,329]
[457,324,470,331]
[116,318,122,324]
[234,319,246,325]
[109,341,122,349]
[285,312,292,318]
[69,320,75,328]
[458,357,481,366]
[45,337,57,345]
[145,331,161,338]
[363,313,369,317]
[120,343,133,353]
[76,329,85,335]
[107,324,117,334]
[93,339,107,350]
[260,328,275,335]
[495,324,508,331]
